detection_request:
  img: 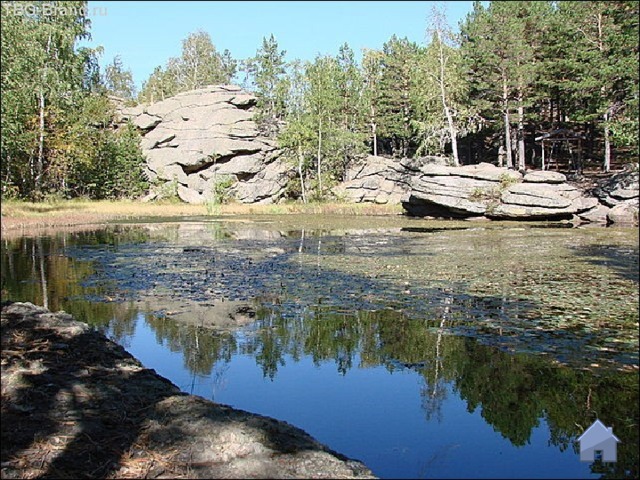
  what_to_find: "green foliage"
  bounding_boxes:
[205,175,235,215]
[3,1,638,202]
[103,55,136,102]
[211,175,235,204]
[244,34,289,137]
[278,45,368,201]
[153,177,181,203]
[498,172,519,188]
[138,30,237,104]
[377,35,421,157]
[66,108,148,200]
[0,0,149,201]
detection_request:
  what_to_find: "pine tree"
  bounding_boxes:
[461,1,549,170]
[378,35,420,158]
[335,43,367,176]
[552,1,638,171]
[245,34,289,137]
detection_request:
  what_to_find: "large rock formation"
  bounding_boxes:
[332,155,638,225]
[401,163,609,221]
[332,155,449,204]
[119,85,291,204]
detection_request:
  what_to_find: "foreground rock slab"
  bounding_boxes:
[1,302,375,479]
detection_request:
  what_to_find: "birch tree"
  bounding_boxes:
[362,48,384,156]
[427,5,461,165]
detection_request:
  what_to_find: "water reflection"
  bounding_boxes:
[137,305,638,479]
[2,221,638,479]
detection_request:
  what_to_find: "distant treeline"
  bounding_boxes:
[1,1,638,201]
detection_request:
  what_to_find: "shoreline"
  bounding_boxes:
[0,200,403,234]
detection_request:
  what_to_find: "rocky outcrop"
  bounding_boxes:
[588,168,640,225]
[332,155,450,204]
[119,85,291,204]
[402,163,606,221]
[332,155,638,225]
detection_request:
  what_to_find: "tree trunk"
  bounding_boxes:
[36,90,45,196]
[298,144,307,203]
[517,96,526,171]
[317,116,323,196]
[371,104,378,157]
[36,31,53,198]
[373,123,378,157]
[603,111,611,172]
[596,15,611,173]
[502,77,513,169]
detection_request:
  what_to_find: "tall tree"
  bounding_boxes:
[245,34,289,137]
[378,35,420,158]
[138,66,177,104]
[461,1,548,170]
[139,30,236,103]
[220,48,238,83]
[361,48,384,156]
[413,5,477,165]
[553,1,638,171]
[104,55,136,101]
[305,55,341,195]
[278,60,314,203]
[429,5,460,165]
[334,43,367,176]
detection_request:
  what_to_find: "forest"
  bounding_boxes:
[1,0,638,201]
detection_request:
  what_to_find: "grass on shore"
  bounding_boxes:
[1,198,403,231]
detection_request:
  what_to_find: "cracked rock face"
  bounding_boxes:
[332,155,450,204]
[119,85,291,204]
[401,162,607,221]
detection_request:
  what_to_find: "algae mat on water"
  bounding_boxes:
[54,217,639,371]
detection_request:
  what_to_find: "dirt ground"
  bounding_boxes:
[1,301,375,479]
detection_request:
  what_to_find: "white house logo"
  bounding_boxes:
[578,419,620,463]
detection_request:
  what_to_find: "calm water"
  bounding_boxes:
[2,215,638,479]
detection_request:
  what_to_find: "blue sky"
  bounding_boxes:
[85,1,477,89]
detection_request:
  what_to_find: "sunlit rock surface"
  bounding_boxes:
[119,85,291,204]
[402,162,638,224]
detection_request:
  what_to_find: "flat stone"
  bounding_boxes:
[488,203,575,219]
[523,171,567,183]
[501,191,572,209]
[610,188,639,200]
[133,113,162,130]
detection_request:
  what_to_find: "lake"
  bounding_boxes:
[2,215,638,479]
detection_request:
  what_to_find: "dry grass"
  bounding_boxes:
[0,198,403,233]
